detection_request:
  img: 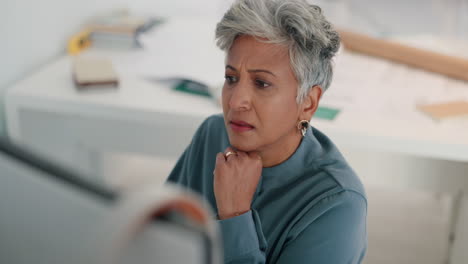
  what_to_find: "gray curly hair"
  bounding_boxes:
[215,0,340,103]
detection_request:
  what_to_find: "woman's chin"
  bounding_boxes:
[228,140,258,153]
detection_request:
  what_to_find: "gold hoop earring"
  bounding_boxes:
[297,120,310,137]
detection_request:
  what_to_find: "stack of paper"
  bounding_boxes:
[73,56,119,89]
[87,9,161,49]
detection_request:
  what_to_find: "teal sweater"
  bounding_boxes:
[167,114,367,264]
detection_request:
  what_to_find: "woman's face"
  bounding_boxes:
[222,35,302,154]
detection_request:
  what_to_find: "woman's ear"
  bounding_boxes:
[300,85,323,120]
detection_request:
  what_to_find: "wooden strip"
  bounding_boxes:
[338,30,468,82]
[417,101,468,120]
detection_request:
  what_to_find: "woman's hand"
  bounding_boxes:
[214,147,263,220]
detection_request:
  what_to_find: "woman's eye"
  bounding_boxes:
[224,75,237,84]
[255,79,270,89]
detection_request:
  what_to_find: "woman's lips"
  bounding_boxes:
[230,120,254,132]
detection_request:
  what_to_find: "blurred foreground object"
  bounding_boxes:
[339,30,468,82]
[0,138,221,264]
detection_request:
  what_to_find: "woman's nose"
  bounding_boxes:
[229,83,252,111]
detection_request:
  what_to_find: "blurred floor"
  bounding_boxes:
[99,151,459,264]
[364,187,455,264]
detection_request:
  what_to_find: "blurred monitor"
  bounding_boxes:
[0,138,212,264]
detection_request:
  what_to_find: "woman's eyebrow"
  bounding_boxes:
[225,65,238,72]
[225,65,276,77]
[248,69,276,77]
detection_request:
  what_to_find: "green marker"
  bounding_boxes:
[173,80,211,97]
[315,106,340,120]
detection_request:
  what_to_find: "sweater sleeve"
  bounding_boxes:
[218,210,267,264]
[276,191,367,264]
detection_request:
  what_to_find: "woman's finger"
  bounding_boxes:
[215,152,226,167]
[224,147,238,161]
[224,146,234,153]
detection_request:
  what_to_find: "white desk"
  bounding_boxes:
[5,53,219,175]
[7,51,468,161]
[5,46,468,263]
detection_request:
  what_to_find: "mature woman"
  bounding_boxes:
[167,0,367,263]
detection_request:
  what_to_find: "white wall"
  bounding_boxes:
[1,0,113,134]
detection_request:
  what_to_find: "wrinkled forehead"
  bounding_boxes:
[225,35,290,70]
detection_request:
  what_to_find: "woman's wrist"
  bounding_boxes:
[218,209,250,220]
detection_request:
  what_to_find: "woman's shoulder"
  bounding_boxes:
[196,114,225,135]
[191,114,225,139]
[297,166,367,215]
[286,183,367,242]
[306,126,366,201]
[189,114,229,151]
[204,114,225,127]
[321,166,366,203]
